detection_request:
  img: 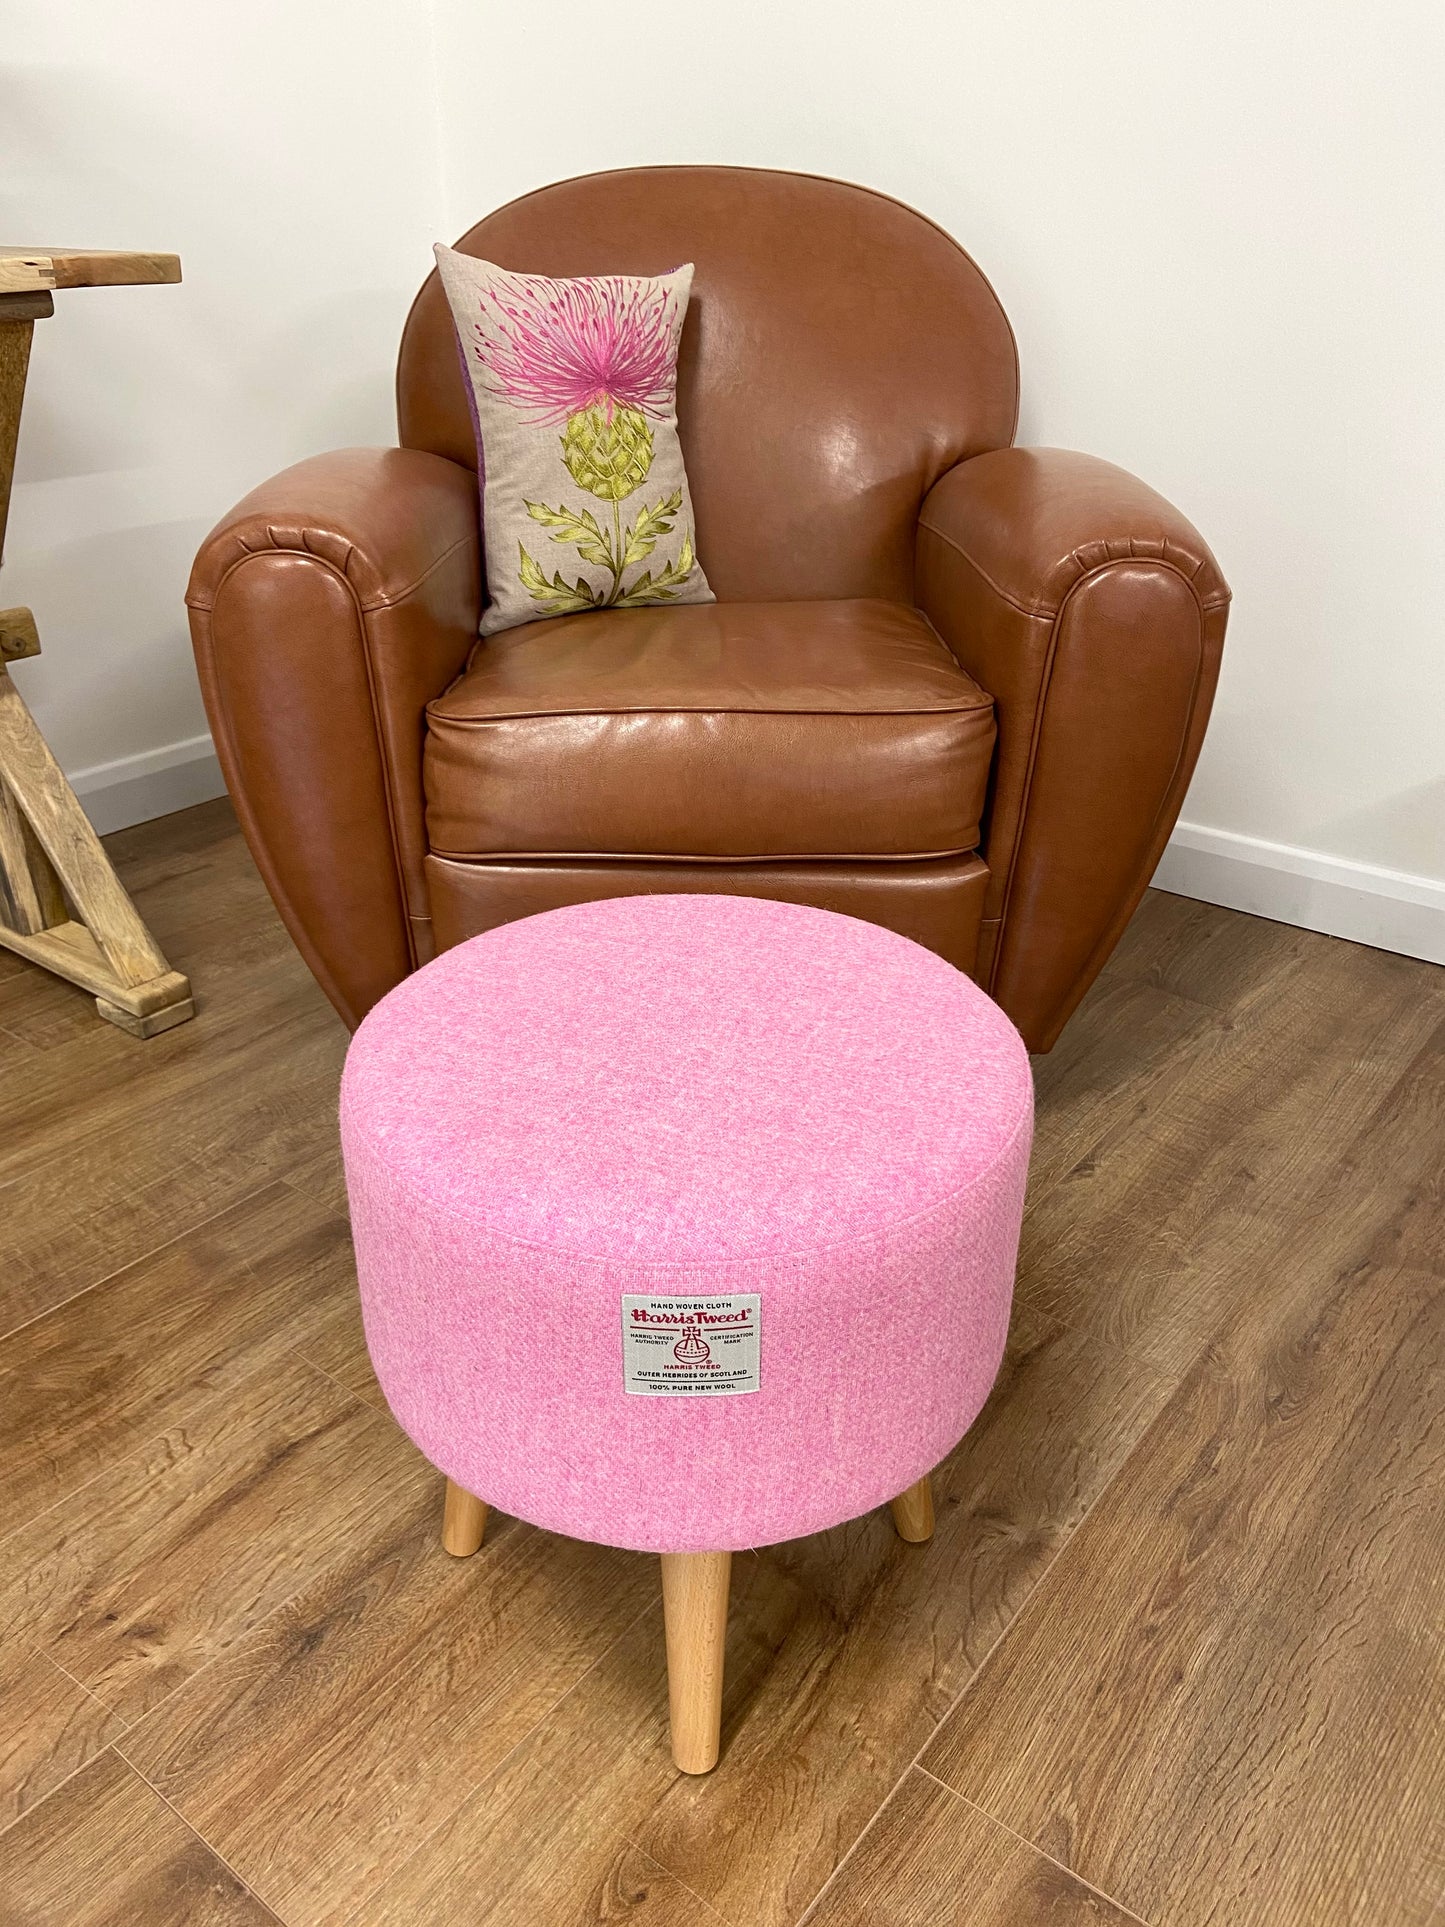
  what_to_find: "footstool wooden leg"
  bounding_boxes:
[890,1475,935,1544]
[441,1479,488,1556]
[660,1550,731,1774]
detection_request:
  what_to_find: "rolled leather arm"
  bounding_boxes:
[187,447,481,1027]
[916,447,1229,1050]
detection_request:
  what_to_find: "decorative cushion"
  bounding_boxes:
[434,246,714,637]
[340,894,1034,1553]
[424,598,996,861]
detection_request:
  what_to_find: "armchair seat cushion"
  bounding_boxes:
[424,599,995,862]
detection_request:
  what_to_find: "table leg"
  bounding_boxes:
[0,300,44,564]
[0,651,194,1036]
[0,285,192,1036]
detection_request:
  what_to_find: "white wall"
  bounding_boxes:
[5,0,1442,954]
[2,0,446,822]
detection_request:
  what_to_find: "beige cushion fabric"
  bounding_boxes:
[434,246,714,637]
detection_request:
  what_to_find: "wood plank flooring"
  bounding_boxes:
[0,798,1441,1926]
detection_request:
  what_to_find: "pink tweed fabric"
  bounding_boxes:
[340,895,1033,1553]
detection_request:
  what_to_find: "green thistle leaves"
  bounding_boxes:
[523,500,613,568]
[519,488,696,616]
[615,527,697,607]
[621,489,683,567]
[517,544,599,614]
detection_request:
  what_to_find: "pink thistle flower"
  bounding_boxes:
[471,271,681,425]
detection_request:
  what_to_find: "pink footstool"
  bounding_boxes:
[340,894,1032,1771]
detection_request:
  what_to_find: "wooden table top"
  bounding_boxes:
[0,249,181,294]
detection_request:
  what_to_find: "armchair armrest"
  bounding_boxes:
[188,447,480,1027]
[916,447,1229,1049]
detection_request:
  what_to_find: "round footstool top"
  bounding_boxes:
[341,894,1032,1552]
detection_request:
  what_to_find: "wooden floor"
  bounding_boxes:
[1,799,1441,1927]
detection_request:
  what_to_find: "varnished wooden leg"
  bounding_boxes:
[660,1550,731,1774]
[441,1479,488,1557]
[890,1475,935,1543]
[0,642,194,1037]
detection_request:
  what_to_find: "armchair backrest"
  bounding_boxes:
[398,166,1018,604]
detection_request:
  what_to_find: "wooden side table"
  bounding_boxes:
[0,248,194,1037]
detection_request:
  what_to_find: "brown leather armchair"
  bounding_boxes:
[188,167,1229,1051]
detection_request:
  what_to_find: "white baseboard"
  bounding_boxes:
[69,733,227,836]
[1153,821,1445,968]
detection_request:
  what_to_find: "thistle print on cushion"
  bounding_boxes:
[434,246,714,636]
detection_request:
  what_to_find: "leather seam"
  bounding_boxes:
[917,515,1232,620]
[187,529,477,616]
[992,560,1205,1000]
[425,851,990,873]
[357,603,428,970]
[196,592,393,1022]
[207,548,419,970]
[988,590,1068,981]
[425,702,994,725]
[359,532,478,611]
[1044,601,1207,1026]
[404,167,1021,460]
[426,846,981,866]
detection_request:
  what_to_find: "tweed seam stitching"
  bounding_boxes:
[343,1101,1034,1274]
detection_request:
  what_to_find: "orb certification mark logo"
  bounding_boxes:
[622,1295,760,1396]
[672,1325,712,1365]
